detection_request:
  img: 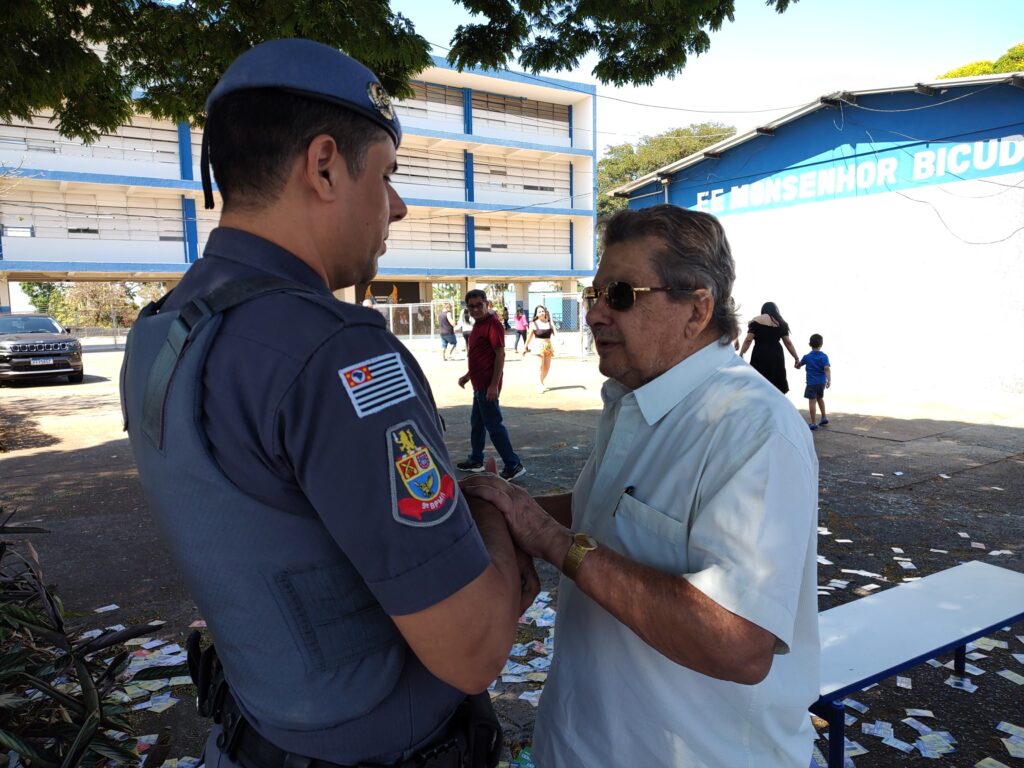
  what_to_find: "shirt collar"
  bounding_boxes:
[601,340,737,425]
[203,227,332,295]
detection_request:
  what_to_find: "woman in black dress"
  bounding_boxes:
[739,301,800,393]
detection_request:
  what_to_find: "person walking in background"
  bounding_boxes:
[796,333,832,430]
[513,307,529,352]
[501,305,510,330]
[523,305,556,394]
[438,302,457,361]
[457,303,474,356]
[739,301,800,393]
[457,290,526,481]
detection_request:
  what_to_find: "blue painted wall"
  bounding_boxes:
[630,83,1024,216]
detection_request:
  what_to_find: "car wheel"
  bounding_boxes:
[68,372,85,384]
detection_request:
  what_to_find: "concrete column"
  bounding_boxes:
[334,286,357,303]
[419,281,433,302]
[515,283,529,308]
[0,275,11,312]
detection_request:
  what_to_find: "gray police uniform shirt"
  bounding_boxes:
[162,227,490,760]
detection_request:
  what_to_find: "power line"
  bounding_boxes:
[425,41,806,116]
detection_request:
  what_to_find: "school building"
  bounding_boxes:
[0,55,597,311]
[612,72,1024,422]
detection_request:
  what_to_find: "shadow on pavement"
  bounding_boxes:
[1,407,1021,766]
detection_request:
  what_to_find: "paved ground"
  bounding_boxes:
[1,341,1022,767]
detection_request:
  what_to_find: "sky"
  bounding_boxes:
[8,0,1021,310]
[391,0,1023,156]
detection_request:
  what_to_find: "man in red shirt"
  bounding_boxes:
[457,290,526,480]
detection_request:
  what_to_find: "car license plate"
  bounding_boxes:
[30,357,54,366]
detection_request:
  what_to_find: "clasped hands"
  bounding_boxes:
[461,463,572,611]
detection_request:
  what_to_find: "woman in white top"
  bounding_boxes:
[523,305,556,393]
[456,305,474,355]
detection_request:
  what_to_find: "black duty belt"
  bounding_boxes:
[224,691,468,768]
[188,633,501,768]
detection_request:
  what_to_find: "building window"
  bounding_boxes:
[2,192,192,242]
[0,113,180,164]
[394,147,465,189]
[394,82,464,124]
[474,156,571,201]
[388,215,466,252]
[471,92,570,139]
[474,218,570,254]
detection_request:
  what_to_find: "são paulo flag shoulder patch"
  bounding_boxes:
[338,352,415,418]
[387,420,458,527]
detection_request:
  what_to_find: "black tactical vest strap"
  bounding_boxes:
[139,277,318,449]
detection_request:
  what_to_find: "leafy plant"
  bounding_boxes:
[0,509,175,768]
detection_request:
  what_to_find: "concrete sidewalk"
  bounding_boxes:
[1,345,1022,766]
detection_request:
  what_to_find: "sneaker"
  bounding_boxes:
[456,460,485,472]
[808,423,818,431]
[819,418,829,426]
[500,463,527,481]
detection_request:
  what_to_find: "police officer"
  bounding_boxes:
[121,39,536,768]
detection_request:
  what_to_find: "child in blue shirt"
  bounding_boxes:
[795,333,831,430]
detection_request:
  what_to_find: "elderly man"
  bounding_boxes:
[465,205,820,767]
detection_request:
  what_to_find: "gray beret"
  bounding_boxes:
[201,38,403,209]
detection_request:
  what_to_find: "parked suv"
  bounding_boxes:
[0,313,84,384]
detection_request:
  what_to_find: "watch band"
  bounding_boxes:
[563,532,598,580]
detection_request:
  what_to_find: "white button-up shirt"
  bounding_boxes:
[533,341,820,768]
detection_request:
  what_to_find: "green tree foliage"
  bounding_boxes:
[1,0,797,142]
[994,43,1024,72]
[62,283,139,328]
[431,283,464,304]
[131,281,169,306]
[18,282,140,327]
[597,123,736,218]
[938,42,1024,78]
[449,0,796,87]
[940,61,996,78]
[18,281,65,314]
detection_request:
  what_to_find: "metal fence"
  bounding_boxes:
[17,292,595,355]
[372,293,586,335]
[17,301,138,348]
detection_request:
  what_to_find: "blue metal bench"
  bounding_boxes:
[811,560,1024,767]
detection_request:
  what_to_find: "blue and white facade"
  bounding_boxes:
[0,55,596,309]
[614,73,1024,421]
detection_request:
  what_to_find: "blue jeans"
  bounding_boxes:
[469,390,521,468]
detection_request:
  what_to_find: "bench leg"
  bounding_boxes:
[954,644,966,676]
[810,698,846,768]
[826,700,845,768]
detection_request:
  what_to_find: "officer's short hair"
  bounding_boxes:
[206,89,388,211]
[465,289,488,304]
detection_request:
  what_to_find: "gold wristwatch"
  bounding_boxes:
[562,532,598,580]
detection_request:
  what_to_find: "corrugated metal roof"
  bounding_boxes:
[609,71,1024,196]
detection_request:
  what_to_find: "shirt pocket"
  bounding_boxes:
[272,562,403,675]
[611,492,688,574]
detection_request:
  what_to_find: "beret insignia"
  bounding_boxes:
[368,82,396,121]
